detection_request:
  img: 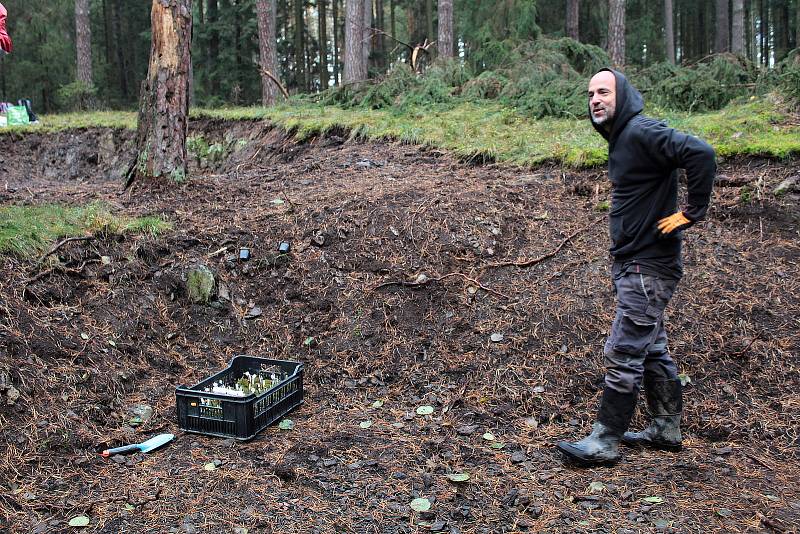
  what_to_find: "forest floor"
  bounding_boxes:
[0,120,799,533]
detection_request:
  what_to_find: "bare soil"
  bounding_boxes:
[1,121,799,534]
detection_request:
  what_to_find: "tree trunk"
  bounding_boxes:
[363,0,372,70]
[344,0,366,82]
[438,0,453,57]
[566,0,579,41]
[664,0,675,64]
[113,0,129,100]
[608,0,625,67]
[293,0,305,91]
[318,0,329,89]
[257,0,280,105]
[332,0,340,84]
[426,0,433,42]
[759,0,767,65]
[390,0,395,38]
[774,0,790,62]
[207,0,220,96]
[135,0,193,182]
[731,0,745,54]
[715,0,730,52]
[75,0,94,87]
[376,0,385,69]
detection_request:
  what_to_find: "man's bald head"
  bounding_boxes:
[588,70,617,127]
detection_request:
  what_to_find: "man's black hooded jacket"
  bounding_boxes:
[591,69,716,279]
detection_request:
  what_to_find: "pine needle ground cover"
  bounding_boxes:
[0,122,798,532]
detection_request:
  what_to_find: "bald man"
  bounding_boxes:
[556,69,716,466]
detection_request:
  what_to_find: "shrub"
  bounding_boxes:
[57,81,97,111]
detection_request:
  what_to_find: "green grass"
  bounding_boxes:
[8,96,800,167]
[0,203,171,257]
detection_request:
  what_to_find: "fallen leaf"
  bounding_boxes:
[203,462,216,471]
[482,432,496,441]
[490,441,505,449]
[80,333,89,340]
[68,515,90,527]
[589,481,606,493]
[359,420,373,429]
[642,496,664,504]
[372,400,384,408]
[278,419,295,430]
[409,497,431,512]
[717,508,733,517]
[416,406,434,415]
[446,473,470,483]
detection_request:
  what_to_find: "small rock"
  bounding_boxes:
[774,176,799,195]
[456,425,478,436]
[490,333,504,343]
[712,446,733,455]
[111,454,126,464]
[245,306,262,319]
[308,454,319,462]
[217,283,230,302]
[322,458,338,467]
[510,451,527,464]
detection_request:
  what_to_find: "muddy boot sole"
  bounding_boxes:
[556,442,620,467]
[621,435,682,452]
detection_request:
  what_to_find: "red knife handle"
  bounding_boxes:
[101,444,141,457]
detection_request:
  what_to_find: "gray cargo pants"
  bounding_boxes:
[603,270,680,394]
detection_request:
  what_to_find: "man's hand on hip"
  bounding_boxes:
[656,212,693,237]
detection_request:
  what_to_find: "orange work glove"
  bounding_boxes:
[656,211,693,236]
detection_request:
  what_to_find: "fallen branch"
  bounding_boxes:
[481,219,599,272]
[33,236,93,269]
[259,68,290,100]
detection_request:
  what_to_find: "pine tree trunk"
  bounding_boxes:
[608,0,625,67]
[774,0,789,62]
[207,0,220,96]
[566,0,579,41]
[113,0,129,100]
[759,0,767,65]
[344,0,367,82]
[294,0,306,91]
[319,0,329,89]
[257,0,280,104]
[75,0,94,88]
[390,0,395,38]
[363,0,372,70]
[438,0,453,57]
[664,0,675,64]
[332,0,340,84]
[715,0,730,52]
[731,0,745,55]
[135,0,193,182]
[376,0,385,69]
[426,0,433,42]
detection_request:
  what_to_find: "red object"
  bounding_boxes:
[0,2,12,54]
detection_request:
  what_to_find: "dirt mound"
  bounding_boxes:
[0,122,799,533]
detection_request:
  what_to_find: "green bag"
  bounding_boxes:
[7,105,30,126]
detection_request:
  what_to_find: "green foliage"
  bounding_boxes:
[462,71,509,100]
[56,81,97,111]
[633,55,760,112]
[774,50,800,108]
[0,203,170,256]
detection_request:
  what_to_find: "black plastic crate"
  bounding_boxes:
[176,355,304,441]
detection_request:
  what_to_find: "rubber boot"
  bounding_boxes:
[557,387,638,466]
[622,377,682,451]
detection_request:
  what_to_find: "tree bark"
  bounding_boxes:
[135,0,193,182]
[75,0,94,86]
[774,0,790,62]
[319,0,329,89]
[566,0,579,41]
[731,0,745,55]
[363,0,372,71]
[664,0,675,64]
[113,0,129,100]
[207,0,220,96]
[608,0,625,67]
[257,0,280,105]
[438,0,453,58]
[376,0,385,69]
[715,0,730,52]
[332,0,340,84]
[426,0,433,42]
[293,0,306,91]
[344,0,367,82]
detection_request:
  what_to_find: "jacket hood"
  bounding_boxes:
[589,68,643,142]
